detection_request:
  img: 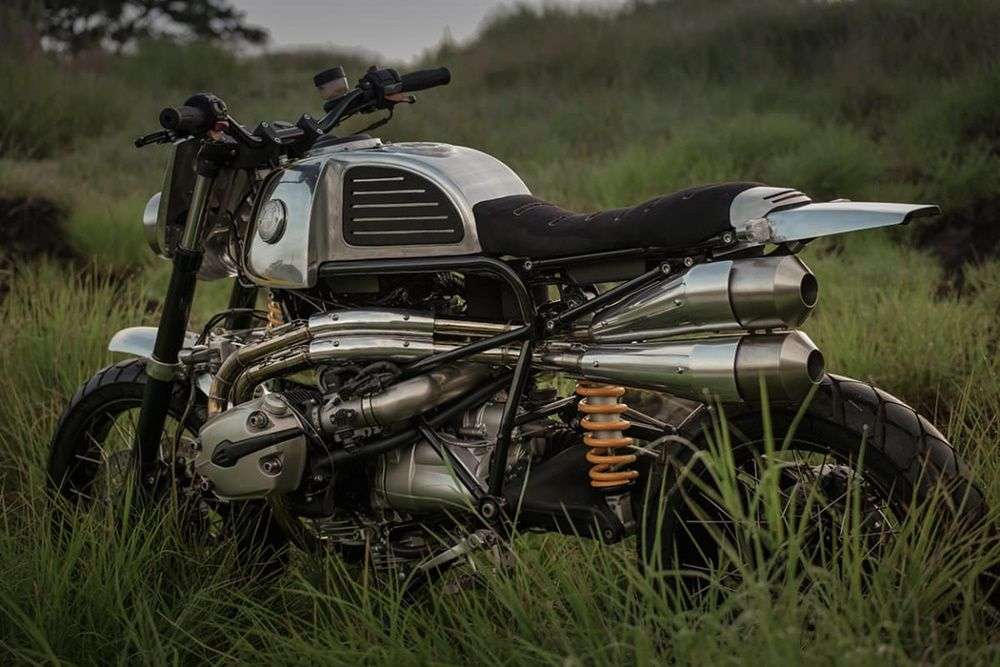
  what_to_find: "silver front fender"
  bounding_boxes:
[108,326,212,395]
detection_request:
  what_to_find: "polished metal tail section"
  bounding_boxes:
[729,186,939,244]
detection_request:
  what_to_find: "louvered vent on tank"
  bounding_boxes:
[342,166,464,246]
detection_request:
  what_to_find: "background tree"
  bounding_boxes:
[23,0,268,54]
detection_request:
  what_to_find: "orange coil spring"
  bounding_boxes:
[576,382,638,489]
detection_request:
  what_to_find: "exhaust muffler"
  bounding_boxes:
[542,330,824,402]
[589,255,818,341]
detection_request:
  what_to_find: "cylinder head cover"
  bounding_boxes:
[195,393,307,500]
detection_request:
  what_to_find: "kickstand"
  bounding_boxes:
[402,529,500,600]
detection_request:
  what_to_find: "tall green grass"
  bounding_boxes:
[1,282,997,663]
[2,0,1000,663]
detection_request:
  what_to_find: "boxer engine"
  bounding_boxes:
[194,363,528,513]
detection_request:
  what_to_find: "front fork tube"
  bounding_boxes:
[133,170,216,485]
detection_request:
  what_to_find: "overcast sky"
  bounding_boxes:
[230,0,624,62]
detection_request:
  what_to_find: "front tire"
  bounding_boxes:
[47,359,289,574]
[635,373,986,584]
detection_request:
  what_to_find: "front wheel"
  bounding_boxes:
[47,359,288,573]
[634,373,987,588]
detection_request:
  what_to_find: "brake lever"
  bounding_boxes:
[385,93,415,105]
[134,129,174,148]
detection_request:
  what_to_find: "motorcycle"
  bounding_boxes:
[47,64,984,588]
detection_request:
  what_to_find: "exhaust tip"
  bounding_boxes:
[735,331,824,402]
[806,348,825,384]
[730,255,818,330]
[800,272,819,308]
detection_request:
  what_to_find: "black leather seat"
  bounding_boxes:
[473,182,761,259]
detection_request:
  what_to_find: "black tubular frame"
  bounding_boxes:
[314,249,677,504]
[225,281,259,330]
[544,262,669,332]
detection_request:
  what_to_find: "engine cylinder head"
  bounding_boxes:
[195,393,308,500]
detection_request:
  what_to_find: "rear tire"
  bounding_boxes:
[634,373,986,585]
[47,359,289,575]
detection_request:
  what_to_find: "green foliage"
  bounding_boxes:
[0,51,133,159]
[35,0,267,54]
[66,193,151,270]
[113,39,242,91]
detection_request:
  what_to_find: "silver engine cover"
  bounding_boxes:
[373,400,522,514]
[195,394,307,500]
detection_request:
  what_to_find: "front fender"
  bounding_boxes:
[108,326,212,395]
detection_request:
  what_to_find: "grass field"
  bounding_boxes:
[1,0,999,663]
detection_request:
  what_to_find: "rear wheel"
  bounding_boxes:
[47,359,288,573]
[634,374,986,589]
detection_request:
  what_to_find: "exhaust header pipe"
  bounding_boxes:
[590,255,818,341]
[211,305,823,412]
[543,331,824,402]
[312,363,492,434]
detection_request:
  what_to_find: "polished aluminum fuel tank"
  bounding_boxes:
[243,138,529,288]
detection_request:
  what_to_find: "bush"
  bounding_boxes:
[0,53,132,159]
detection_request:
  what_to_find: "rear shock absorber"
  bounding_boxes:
[266,289,284,330]
[576,382,638,488]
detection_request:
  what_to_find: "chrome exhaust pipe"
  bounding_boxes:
[542,331,824,402]
[210,310,515,412]
[307,309,514,338]
[589,255,818,341]
[313,363,493,434]
[213,308,823,410]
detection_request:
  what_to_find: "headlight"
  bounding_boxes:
[141,139,245,280]
[142,192,166,257]
[144,139,199,260]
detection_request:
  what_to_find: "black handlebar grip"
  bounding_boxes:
[159,105,212,134]
[399,67,451,93]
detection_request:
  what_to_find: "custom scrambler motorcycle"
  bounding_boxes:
[48,65,983,586]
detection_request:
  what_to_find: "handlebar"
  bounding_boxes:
[159,105,212,134]
[147,66,451,157]
[400,67,451,93]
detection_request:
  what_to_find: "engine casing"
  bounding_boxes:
[373,400,528,514]
[195,393,308,500]
[243,138,529,288]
